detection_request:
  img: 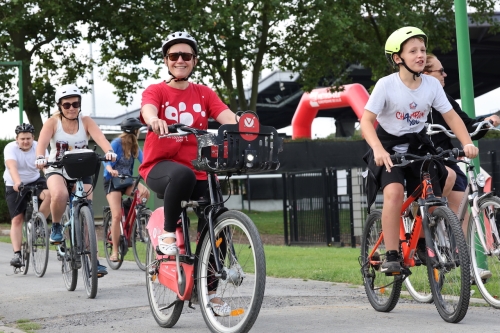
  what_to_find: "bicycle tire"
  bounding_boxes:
[402,216,433,303]
[80,206,98,299]
[21,220,30,275]
[61,205,78,290]
[31,213,49,277]
[145,240,184,328]
[197,210,266,333]
[361,209,402,312]
[132,208,151,271]
[427,207,470,323]
[103,210,123,270]
[468,195,500,308]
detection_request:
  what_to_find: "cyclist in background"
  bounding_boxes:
[103,117,150,262]
[361,26,478,274]
[423,53,500,279]
[3,124,51,268]
[140,31,237,316]
[35,83,116,277]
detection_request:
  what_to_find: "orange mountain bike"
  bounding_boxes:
[360,148,471,323]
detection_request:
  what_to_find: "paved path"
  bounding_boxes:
[0,242,498,332]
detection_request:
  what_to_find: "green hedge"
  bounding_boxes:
[0,139,11,222]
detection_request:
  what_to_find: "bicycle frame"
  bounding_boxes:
[368,158,448,273]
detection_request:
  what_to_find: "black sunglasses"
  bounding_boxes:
[61,102,81,110]
[167,52,195,61]
[429,68,445,75]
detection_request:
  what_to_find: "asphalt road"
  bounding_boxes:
[0,241,499,333]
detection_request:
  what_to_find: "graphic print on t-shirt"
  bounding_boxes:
[164,101,207,126]
[396,101,426,126]
[54,140,88,160]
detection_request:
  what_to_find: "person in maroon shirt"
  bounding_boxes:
[139,31,237,316]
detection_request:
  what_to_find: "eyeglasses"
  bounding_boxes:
[167,52,195,61]
[61,102,81,110]
[429,68,445,75]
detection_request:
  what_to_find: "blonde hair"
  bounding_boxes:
[119,132,139,159]
[424,53,437,73]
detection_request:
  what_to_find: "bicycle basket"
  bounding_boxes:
[61,149,98,179]
[192,111,283,174]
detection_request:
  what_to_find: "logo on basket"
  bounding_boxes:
[239,113,259,141]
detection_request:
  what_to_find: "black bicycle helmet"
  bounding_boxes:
[120,117,144,134]
[15,123,35,135]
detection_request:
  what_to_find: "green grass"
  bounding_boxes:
[16,319,41,333]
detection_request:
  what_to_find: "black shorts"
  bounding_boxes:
[103,179,128,195]
[380,162,445,197]
[5,177,47,219]
[447,163,468,192]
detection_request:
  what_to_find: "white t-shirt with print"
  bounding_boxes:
[3,140,48,186]
[365,73,452,152]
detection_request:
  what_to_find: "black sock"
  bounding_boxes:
[14,251,21,256]
[386,250,399,262]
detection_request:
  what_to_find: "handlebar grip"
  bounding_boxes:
[452,148,466,157]
[147,124,180,133]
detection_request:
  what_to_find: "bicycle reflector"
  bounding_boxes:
[476,173,486,188]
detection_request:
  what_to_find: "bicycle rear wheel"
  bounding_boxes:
[80,206,98,299]
[427,207,470,323]
[197,210,266,333]
[468,195,500,308]
[132,209,151,271]
[361,210,402,312]
[21,219,30,275]
[103,209,123,270]
[145,240,183,327]
[31,213,49,277]
[61,207,78,291]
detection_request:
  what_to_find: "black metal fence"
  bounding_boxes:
[283,168,357,247]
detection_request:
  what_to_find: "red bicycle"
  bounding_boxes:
[103,175,151,271]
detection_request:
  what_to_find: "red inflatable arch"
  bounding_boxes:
[291,83,369,139]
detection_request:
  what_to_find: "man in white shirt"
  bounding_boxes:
[3,123,51,268]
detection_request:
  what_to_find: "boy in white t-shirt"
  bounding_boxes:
[3,124,51,268]
[360,27,478,273]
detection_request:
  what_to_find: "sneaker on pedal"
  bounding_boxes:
[380,260,401,274]
[472,267,492,283]
[209,294,231,317]
[157,233,178,256]
[97,261,108,278]
[50,223,64,244]
[10,253,22,268]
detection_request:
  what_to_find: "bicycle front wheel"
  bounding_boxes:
[103,210,123,270]
[427,207,470,323]
[61,206,78,291]
[31,213,49,277]
[361,210,402,312]
[21,219,30,275]
[468,195,500,308]
[145,240,184,328]
[80,206,98,299]
[132,209,151,271]
[197,210,266,333]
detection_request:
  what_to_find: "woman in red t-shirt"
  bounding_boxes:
[140,31,236,316]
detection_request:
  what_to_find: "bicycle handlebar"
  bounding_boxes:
[390,148,465,167]
[425,120,497,138]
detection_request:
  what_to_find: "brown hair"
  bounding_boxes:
[119,132,139,159]
[424,53,437,73]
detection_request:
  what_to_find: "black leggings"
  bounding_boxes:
[146,161,207,232]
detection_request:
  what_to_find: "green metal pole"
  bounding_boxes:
[0,61,24,124]
[454,0,487,270]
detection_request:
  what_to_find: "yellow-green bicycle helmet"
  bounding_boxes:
[385,26,428,67]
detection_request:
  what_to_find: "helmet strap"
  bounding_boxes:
[399,57,421,81]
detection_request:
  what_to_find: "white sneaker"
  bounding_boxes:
[209,294,231,317]
[157,233,178,255]
[477,267,492,280]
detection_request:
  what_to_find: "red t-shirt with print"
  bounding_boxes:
[139,82,227,180]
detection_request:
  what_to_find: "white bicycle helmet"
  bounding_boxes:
[161,31,198,57]
[55,84,82,104]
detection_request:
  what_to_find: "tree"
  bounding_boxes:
[281,0,499,92]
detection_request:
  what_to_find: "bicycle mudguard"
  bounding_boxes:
[147,207,165,250]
